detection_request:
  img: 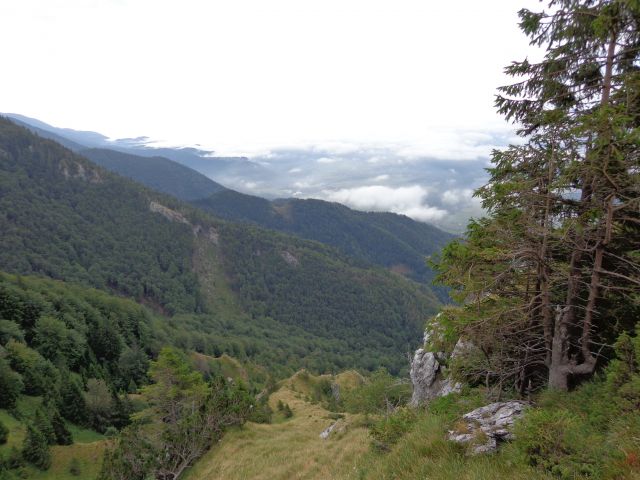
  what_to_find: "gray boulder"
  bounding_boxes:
[447,400,529,454]
[409,349,457,406]
[409,338,467,406]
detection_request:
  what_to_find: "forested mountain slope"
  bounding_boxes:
[81,148,226,201]
[0,117,438,374]
[194,190,454,287]
[4,114,453,295]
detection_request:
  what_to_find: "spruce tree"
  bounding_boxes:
[0,420,8,445]
[50,408,73,445]
[59,375,88,425]
[33,408,55,445]
[436,0,640,392]
[22,424,51,470]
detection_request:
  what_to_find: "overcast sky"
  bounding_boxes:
[1,0,542,231]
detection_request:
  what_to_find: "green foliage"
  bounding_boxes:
[84,379,114,433]
[513,324,640,479]
[21,424,50,470]
[59,375,88,425]
[342,369,411,415]
[249,396,273,424]
[4,341,57,397]
[0,358,22,409]
[0,320,23,345]
[68,457,81,476]
[0,118,202,314]
[0,118,442,376]
[369,407,417,452]
[50,408,73,445]
[82,148,226,202]
[100,347,254,480]
[218,223,439,375]
[33,409,55,445]
[194,191,453,293]
[0,421,8,445]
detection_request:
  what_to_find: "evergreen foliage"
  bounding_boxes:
[194,190,453,293]
[99,348,253,480]
[81,147,227,201]
[0,118,441,375]
[21,424,51,470]
[0,420,7,445]
[434,0,640,392]
[0,117,202,314]
[0,358,22,409]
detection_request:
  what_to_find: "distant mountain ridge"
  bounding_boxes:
[3,113,263,180]
[0,116,439,374]
[82,148,226,201]
[5,113,454,294]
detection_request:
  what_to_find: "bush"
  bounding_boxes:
[0,358,23,409]
[69,457,81,476]
[22,424,51,470]
[342,369,411,415]
[0,420,8,445]
[369,407,417,452]
[249,398,272,424]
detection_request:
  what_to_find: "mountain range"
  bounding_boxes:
[0,116,447,375]
[6,113,455,298]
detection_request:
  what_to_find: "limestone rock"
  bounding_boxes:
[409,343,463,406]
[447,400,529,454]
[319,420,344,440]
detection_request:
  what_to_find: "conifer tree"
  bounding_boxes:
[0,420,8,445]
[436,0,640,392]
[22,424,51,470]
[33,408,55,445]
[50,408,73,445]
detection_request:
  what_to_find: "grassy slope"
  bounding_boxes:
[185,383,370,480]
[0,397,106,480]
[352,414,552,480]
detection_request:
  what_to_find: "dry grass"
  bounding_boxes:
[26,441,107,480]
[184,385,370,480]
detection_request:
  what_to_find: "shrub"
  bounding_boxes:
[369,408,417,452]
[0,420,8,445]
[0,358,23,409]
[22,424,51,470]
[69,457,81,476]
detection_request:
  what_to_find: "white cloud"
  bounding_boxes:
[288,167,302,173]
[322,185,446,222]
[373,174,389,181]
[441,188,475,206]
[317,157,338,164]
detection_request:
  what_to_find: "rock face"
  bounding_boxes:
[319,420,344,440]
[409,337,466,406]
[447,401,529,454]
[409,349,458,406]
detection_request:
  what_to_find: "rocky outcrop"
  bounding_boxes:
[447,400,529,454]
[149,201,190,225]
[319,420,345,440]
[281,251,300,267]
[409,333,466,406]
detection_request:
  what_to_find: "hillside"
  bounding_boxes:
[80,148,226,201]
[5,114,454,297]
[0,117,438,375]
[194,190,454,289]
[3,113,262,180]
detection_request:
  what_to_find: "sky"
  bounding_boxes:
[0,0,542,231]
